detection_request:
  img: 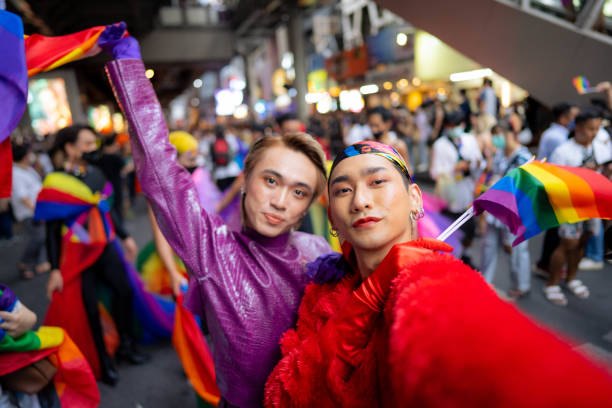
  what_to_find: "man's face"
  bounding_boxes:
[328,154,421,253]
[280,119,302,135]
[575,118,602,146]
[65,129,98,162]
[367,113,390,139]
[243,145,319,237]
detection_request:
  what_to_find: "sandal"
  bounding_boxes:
[508,289,530,299]
[543,285,567,306]
[566,279,590,299]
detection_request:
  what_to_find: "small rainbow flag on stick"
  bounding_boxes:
[438,161,612,246]
[572,76,596,94]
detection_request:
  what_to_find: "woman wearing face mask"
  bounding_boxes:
[265,141,612,407]
[103,30,333,407]
[480,120,532,298]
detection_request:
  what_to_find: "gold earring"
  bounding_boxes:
[329,227,339,237]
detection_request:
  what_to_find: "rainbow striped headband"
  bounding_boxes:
[329,141,412,186]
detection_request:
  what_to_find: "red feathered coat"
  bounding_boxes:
[265,240,612,407]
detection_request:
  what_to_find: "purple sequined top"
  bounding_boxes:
[106,59,331,407]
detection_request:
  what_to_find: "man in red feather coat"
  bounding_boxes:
[265,141,612,407]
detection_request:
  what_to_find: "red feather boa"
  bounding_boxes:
[265,241,612,407]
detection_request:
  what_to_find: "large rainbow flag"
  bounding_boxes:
[0,284,99,407]
[0,16,124,198]
[472,160,612,245]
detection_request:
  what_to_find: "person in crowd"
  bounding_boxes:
[211,125,242,191]
[479,77,499,120]
[42,125,147,386]
[578,106,612,271]
[430,110,482,266]
[537,102,579,160]
[367,106,412,172]
[533,102,580,277]
[344,113,371,146]
[413,103,432,172]
[545,109,609,305]
[98,133,128,225]
[480,120,532,298]
[392,105,417,168]
[264,140,612,406]
[459,88,472,130]
[104,31,336,407]
[276,112,303,135]
[10,144,49,279]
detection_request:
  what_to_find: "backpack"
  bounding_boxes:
[212,137,231,167]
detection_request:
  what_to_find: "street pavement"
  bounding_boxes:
[2,193,612,407]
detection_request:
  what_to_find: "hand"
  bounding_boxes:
[46,270,63,300]
[0,303,37,338]
[595,81,611,93]
[168,268,187,299]
[98,22,141,60]
[455,160,470,173]
[122,237,139,263]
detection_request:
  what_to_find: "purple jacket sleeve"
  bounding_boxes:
[105,59,223,278]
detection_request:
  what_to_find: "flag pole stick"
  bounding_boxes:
[437,206,474,242]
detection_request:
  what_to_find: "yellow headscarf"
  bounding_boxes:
[169,131,198,155]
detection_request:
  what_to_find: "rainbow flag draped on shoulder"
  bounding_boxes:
[35,171,173,378]
[0,284,99,407]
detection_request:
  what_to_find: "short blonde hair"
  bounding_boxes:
[241,132,327,223]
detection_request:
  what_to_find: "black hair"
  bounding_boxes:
[11,144,29,162]
[214,124,225,139]
[551,102,575,121]
[276,113,299,127]
[443,110,465,127]
[54,125,95,154]
[101,133,117,147]
[483,78,493,87]
[460,89,467,96]
[367,106,392,122]
[574,108,601,126]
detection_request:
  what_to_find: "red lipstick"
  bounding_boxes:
[352,216,382,228]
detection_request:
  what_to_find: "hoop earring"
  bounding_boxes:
[410,208,425,221]
[330,227,339,238]
[417,208,425,219]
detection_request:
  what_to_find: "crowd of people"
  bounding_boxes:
[2,29,612,407]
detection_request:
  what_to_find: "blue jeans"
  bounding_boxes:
[585,219,603,262]
[481,224,531,292]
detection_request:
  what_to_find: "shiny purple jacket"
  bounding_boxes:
[106,59,331,407]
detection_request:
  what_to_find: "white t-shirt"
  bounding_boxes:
[11,165,42,222]
[550,139,593,167]
[537,123,568,160]
[430,132,483,212]
[594,127,612,165]
[345,124,372,146]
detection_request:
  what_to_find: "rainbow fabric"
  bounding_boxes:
[0,285,99,407]
[25,26,108,77]
[173,295,221,405]
[473,160,612,245]
[0,10,27,197]
[330,141,412,185]
[572,76,593,94]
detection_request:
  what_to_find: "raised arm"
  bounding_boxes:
[106,56,221,277]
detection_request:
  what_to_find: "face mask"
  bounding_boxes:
[492,134,506,149]
[372,131,384,139]
[448,126,464,139]
[81,150,101,164]
[186,166,198,174]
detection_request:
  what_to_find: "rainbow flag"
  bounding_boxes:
[473,160,612,245]
[0,284,99,407]
[572,76,595,94]
[173,295,221,405]
[0,10,27,197]
[25,26,107,77]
